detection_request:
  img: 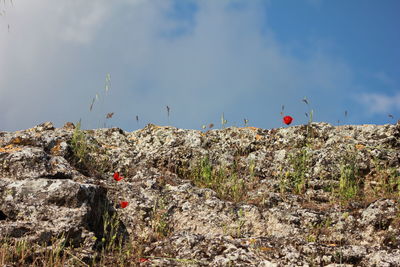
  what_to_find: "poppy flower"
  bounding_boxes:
[113,172,123,181]
[283,115,293,125]
[139,258,150,263]
[120,201,129,208]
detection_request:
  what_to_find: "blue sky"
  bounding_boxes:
[0,0,399,131]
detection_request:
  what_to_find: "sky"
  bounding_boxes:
[0,0,399,132]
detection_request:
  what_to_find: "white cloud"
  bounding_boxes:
[359,92,400,114]
[0,0,357,131]
[58,2,108,44]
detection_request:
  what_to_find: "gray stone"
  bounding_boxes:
[0,121,399,265]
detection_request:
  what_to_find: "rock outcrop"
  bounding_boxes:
[0,121,399,266]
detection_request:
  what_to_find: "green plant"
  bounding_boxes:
[235,208,246,238]
[151,197,171,239]
[70,121,98,175]
[221,208,246,238]
[337,147,360,200]
[279,169,290,195]
[305,217,333,244]
[0,236,70,266]
[100,211,123,252]
[221,113,228,128]
[187,156,248,203]
[371,158,400,197]
[70,121,89,165]
[248,160,256,181]
[0,233,155,266]
[69,121,111,177]
[306,234,317,243]
[93,206,150,266]
[302,97,315,142]
[280,146,312,194]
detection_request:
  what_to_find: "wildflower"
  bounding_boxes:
[113,172,123,181]
[283,115,293,125]
[120,201,129,208]
[139,258,150,263]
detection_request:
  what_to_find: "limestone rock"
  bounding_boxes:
[0,121,399,266]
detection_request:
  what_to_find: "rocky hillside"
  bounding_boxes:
[0,121,399,266]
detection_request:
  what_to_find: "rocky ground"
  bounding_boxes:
[0,121,399,266]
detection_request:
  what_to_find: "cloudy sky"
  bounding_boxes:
[1,0,399,131]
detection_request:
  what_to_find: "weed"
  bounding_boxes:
[221,113,228,128]
[249,159,256,181]
[186,156,249,202]
[235,208,246,238]
[70,121,90,166]
[306,234,317,243]
[151,197,171,239]
[100,211,122,252]
[87,73,115,129]
[302,97,315,143]
[338,164,359,199]
[279,170,290,195]
[166,105,171,124]
[221,208,246,238]
[336,147,360,200]
[69,121,111,177]
[306,217,333,244]
[371,158,400,197]
[280,146,312,194]
[0,236,70,266]
[91,207,137,266]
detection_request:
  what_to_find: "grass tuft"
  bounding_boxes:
[69,121,111,177]
[181,156,256,203]
[335,146,361,200]
[280,146,312,194]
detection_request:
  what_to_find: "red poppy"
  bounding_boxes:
[139,258,150,263]
[113,172,123,181]
[120,201,129,208]
[283,115,293,125]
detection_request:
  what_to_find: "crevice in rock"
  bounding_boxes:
[0,210,7,221]
[43,172,72,180]
[9,226,31,238]
[85,187,130,252]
